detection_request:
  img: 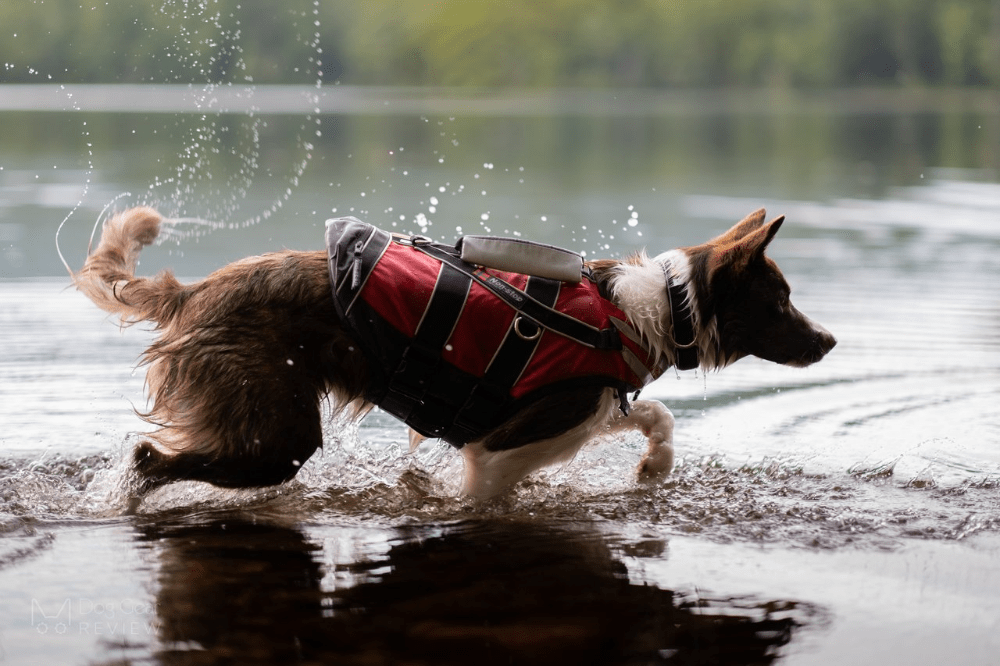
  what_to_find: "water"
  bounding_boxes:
[1,91,999,664]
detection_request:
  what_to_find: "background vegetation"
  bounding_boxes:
[1,0,999,88]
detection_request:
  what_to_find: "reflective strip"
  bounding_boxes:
[610,315,662,381]
[340,228,392,316]
[621,347,655,386]
[609,316,644,349]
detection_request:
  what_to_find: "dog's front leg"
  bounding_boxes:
[608,399,675,479]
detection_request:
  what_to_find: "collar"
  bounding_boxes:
[660,259,699,371]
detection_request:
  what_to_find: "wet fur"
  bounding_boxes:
[74,206,835,501]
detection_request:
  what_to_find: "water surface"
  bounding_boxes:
[1,92,999,664]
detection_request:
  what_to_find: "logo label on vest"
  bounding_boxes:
[485,276,524,303]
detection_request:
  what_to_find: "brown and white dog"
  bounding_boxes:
[74,207,835,500]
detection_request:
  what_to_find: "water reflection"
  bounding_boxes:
[133,517,817,665]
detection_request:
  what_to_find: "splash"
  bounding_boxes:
[139,0,325,238]
[3,417,998,550]
[40,0,327,265]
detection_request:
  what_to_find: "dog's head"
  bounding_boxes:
[687,209,836,368]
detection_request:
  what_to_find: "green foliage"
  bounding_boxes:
[1,0,998,87]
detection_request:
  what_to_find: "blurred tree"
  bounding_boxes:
[0,0,997,87]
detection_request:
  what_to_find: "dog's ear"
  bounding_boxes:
[707,214,785,278]
[707,208,768,247]
[758,214,785,250]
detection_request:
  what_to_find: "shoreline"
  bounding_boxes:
[1,83,999,116]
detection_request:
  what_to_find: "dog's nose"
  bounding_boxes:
[814,323,837,355]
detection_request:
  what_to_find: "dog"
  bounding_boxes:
[74,206,835,500]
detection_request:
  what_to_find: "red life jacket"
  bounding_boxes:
[326,218,661,447]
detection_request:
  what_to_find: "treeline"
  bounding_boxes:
[2,0,999,87]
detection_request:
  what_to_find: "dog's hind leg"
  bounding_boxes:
[128,385,326,503]
[607,399,675,479]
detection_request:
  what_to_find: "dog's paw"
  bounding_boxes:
[637,443,674,480]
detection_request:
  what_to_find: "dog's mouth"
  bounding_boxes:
[743,324,837,368]
[783,330,837,368]
[720,317,838,369]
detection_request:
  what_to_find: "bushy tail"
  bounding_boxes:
[73,206,183,326]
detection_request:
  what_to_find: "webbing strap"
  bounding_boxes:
[384,262,472,411]
[662,260,699,371]
[415,242,621,351]
[414,263,473,353]
[446,275,561,443]
[483,275,560,389]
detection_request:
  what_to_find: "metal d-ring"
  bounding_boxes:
[513,316,542,341]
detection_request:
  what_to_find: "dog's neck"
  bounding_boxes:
[658,252,699,371]
[602,250,715,374]
[657,249,739,372]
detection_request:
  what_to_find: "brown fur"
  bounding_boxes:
[75,208,369,493]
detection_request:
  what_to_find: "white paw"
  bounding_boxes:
[637,442,674,479]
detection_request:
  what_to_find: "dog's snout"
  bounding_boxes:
[799,322,836,366]
[816,326,837,354]
[815,323,837,355]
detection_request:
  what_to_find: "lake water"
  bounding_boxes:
[1,86,999,664]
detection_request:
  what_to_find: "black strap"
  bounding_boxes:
[385,262,472,407]
[482,275,560,389]
[662,260,699,371]
[414,263,473,352]
[443,276,561,442]
[415,242,621,351]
